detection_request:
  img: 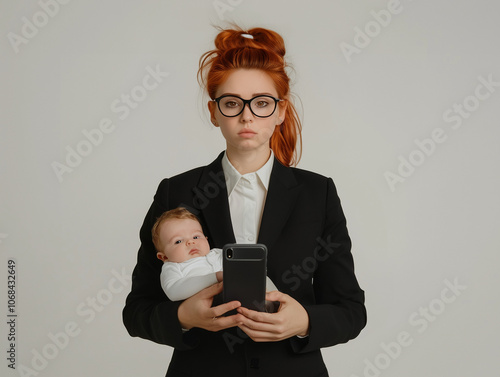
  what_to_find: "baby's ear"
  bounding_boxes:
[157,252,168,262]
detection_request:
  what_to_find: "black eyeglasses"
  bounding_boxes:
[212,95,282,118]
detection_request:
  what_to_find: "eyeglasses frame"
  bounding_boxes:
[212,94,283,118]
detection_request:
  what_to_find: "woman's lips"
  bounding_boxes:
[238,130,256,138]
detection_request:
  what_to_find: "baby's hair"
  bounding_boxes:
[152,207,201,252]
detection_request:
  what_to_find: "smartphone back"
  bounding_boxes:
[223,244,267,312]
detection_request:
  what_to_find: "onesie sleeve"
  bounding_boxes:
[160,263,218,301]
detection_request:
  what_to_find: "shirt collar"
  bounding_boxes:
[221,150,275,196]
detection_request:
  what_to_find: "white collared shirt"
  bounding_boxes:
[221,150,274,243]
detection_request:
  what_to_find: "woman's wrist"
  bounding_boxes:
[177,301,193,330]
[297,307,310,337]
[297,325,310,337]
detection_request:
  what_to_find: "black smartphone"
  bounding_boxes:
[223,243,267,313]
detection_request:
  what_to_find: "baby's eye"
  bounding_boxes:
[174,240,182,244]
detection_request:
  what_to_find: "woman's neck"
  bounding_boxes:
[225,148,271,175]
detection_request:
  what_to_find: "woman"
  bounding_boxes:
[123,26,366,376]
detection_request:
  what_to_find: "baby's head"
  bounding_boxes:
[152,207,211,263]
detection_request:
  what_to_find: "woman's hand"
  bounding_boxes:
[216,270,223,282]
[236,291,310,342]
[177,282,242,332]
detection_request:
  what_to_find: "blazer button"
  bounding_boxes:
[249,358,259,369]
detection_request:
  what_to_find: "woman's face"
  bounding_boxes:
[209,69,286,159]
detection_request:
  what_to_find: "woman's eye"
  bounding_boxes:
[224,101,239,108]
[255,100,270,108]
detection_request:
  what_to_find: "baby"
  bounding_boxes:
[152,207,277,301]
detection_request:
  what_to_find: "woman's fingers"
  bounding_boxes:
[209,312,242,330]
[201,301,244,331]
[211,300,241,318]
[237,308,282,336]
[265,290,284,302]
[237,307,274,325]
[201,281,242,318]
[236,292,310,341]
[178,281,243,331]
[198,281,223,297]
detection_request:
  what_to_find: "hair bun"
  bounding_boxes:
[214,27,286,60]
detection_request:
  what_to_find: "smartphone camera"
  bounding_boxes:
[227,248,233,259]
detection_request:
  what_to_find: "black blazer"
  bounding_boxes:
[123,152,366,377]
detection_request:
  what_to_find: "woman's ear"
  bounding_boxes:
[208,101,218,127]
[277,99,288,124]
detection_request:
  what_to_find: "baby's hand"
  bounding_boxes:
[216,271,223,282]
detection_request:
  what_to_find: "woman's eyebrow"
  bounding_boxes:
[252,92,275,97]
[219,92,275,98]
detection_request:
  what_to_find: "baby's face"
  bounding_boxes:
[157,218,210,263]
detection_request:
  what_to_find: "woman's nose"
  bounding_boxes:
[241,102,254,121]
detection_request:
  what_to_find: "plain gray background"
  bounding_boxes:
[1,1,499,376]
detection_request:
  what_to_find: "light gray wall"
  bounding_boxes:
[1,1,499,376]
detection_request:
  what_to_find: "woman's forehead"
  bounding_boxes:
[216,69,277,97]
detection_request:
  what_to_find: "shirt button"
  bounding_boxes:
[247,236,254,242]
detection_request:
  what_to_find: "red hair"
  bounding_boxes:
[198,26,302,167]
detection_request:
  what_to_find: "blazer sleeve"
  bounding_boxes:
[122,179,199,350]
[292,177,366,353]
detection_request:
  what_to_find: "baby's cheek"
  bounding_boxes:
[203,243,212,254]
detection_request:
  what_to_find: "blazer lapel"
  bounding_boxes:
[196,152,236,247]
[258,159,302,249]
